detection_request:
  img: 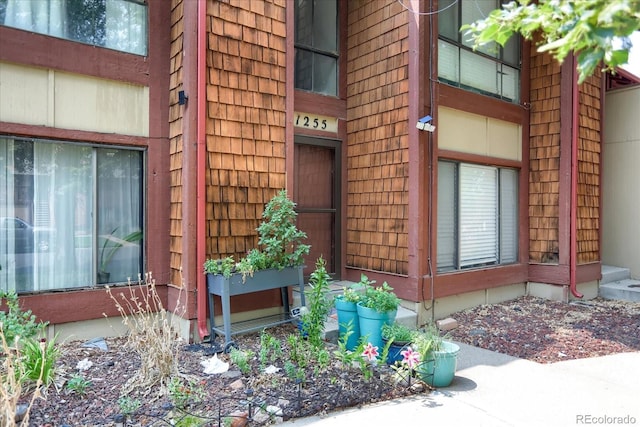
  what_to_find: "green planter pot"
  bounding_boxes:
[334,298,360,351]
[417,341,460,387]
[356,302,397,350]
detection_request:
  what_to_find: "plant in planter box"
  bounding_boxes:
[356,281,400,349]
[202,190,311,350]
[203,189,311,279]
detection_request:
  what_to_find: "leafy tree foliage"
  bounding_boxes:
[462,0,640,83]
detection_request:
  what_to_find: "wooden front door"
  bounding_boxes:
[294,136,341,279]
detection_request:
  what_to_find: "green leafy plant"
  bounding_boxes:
[259,330,282,369]
[0,290,47,345]
[381,322,416,344]
[203,189,310,280]
[229,347,254,375]
[202,257,235,277]
[65,374,92,396]
[168,377,205,409]
[117,396,141,415]
[300,257,332,349]
[20,335,60,387]
[359,281,400,313]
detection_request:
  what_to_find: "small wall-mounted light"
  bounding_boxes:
[178,90,188,106]
[416,115,436,132]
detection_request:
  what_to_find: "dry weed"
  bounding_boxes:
[0,324,45,427]
[105,272,187,399]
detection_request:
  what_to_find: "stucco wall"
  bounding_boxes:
[438,106,522,161]
[603,86,640,279]
[0,61,149,136]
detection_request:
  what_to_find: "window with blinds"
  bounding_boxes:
[437,161,518,272]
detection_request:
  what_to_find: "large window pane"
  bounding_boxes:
[294,0,338,96]
[0,137,143,293]
[0,0,148,56]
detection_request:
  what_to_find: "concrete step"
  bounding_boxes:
[599,278,640,302]
[601,265,631,284]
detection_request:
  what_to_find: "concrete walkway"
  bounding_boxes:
[282,343,640,427]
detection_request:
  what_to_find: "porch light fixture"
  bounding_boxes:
[416,115,435,132]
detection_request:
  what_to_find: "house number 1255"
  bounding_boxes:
[294,112,338,133]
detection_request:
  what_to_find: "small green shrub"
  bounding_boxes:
[229,347,254,375]
[0,290,46,345]
[65,374,92,396]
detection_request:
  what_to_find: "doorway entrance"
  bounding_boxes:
[294,136,341,279]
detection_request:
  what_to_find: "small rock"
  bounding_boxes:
[15,404,28,422]
[410,382,426,393]
[228,378,244,391]
[228,411,249,427]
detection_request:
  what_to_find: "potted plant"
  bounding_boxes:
[414,323,460,387]
[356,280,400,349]
[333,275,368,351]
[98,228,143,284]
[381,322,416,365]
[203,190,311,350]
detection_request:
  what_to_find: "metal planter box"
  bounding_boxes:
[206,265,305,351]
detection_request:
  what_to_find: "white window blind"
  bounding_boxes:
[437,161,456,271]
[459,164,497,268]
[500,168,518,263]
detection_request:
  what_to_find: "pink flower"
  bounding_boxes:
[362,343,379,362]
[401,346,420,369]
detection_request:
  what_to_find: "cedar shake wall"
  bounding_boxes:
[528,50,561,263]
[346,0,410,275]
[169,0,185,285]
[205,0,287,260]
[577,71,601,263]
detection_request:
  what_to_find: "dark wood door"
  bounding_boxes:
[294,137,340,278]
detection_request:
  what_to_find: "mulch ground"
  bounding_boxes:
[23,296,640,426]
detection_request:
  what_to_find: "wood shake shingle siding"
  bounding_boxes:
[346,0,409,275]
[577,70,601,263]
[528,50,561,264]
[205,0,287,260]
[169,0,185,285]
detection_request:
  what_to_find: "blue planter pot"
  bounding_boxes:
[356,302,397,350]
[334,298,360,351]
[417,341,460,387]
[383,339,412,365]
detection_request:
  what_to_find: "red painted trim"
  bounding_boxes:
[196,0,208,339]
[529,264,570,285]
[0,122,149,147]
[569,57,583,298]
[558,59,573,267]
[434,264,528,298]
[438,149,522,168]
[0,26,149,86]
[438,84,527,124]
[286,3,296,193]
[407,0,425,293]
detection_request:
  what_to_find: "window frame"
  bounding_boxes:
[294,0,339,96]
[0,0,149,56]
[437,160,519,273]
[437,0,521,103]
[0,136,146,293]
